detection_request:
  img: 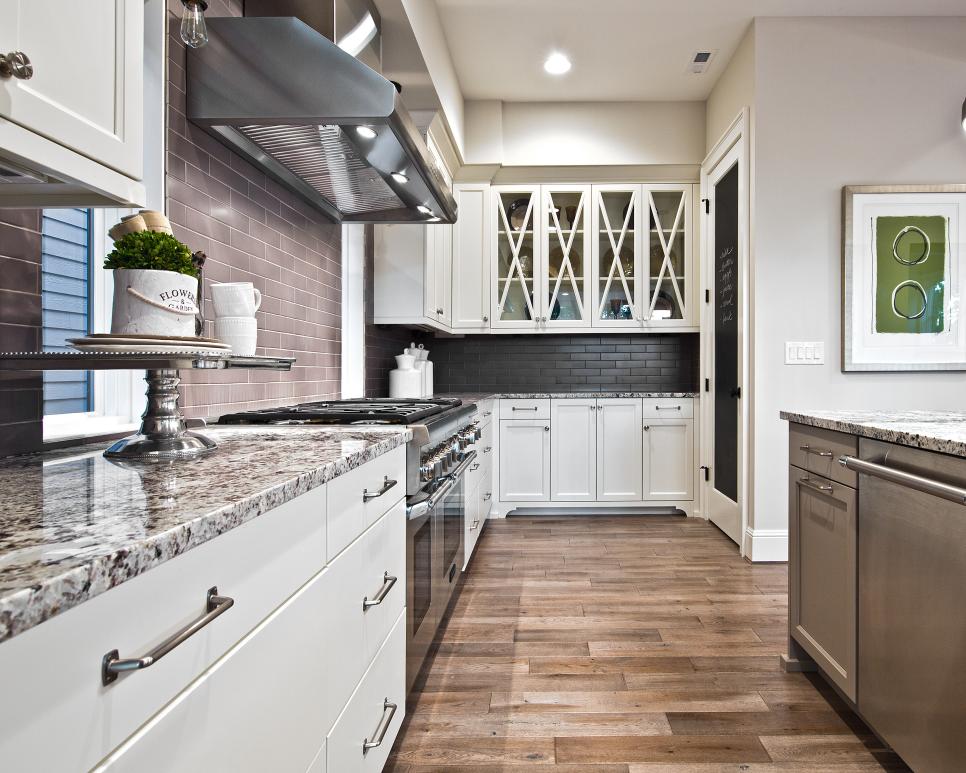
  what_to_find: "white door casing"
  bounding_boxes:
[700,109,751,552]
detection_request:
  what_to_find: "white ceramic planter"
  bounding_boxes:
[111,269,199,337]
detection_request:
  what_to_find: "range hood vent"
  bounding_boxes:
[186,17,456,224]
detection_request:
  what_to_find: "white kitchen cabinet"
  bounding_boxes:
[591,184,697,329]
[465,478,482,569]
[94,568,333,773]
[373,224,451,332]
[551,399,597,501]
[597,399,645,501]
[451,183,491,329]
[643,417,695,501]
[424,223,453,326]
[0,0,145,205]
[491,184,593,329]
[499,419,551,501]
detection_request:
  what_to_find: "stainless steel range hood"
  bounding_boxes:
[186,16,457,224]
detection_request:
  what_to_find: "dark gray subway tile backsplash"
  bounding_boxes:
[366,332,699,396]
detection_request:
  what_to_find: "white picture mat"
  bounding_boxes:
[846,191,966,369]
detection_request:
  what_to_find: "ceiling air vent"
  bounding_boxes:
[686,50,716,75]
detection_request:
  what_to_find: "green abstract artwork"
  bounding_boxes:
[874,215,947,334]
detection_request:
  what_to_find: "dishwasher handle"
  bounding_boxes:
[839,455,966,506]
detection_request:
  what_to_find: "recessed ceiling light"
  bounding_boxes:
[544,52,571,75]
[391,172,408,184]
[417,205,433,215]
[355,125,377,139]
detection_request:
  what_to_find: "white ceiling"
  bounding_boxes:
[434,0,966,102]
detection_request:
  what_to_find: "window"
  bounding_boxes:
[41,208,93,415]
[41,209,144,442]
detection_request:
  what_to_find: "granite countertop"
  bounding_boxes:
[0,426,411,644]
[439,391,698,401]
[781,410,966,458]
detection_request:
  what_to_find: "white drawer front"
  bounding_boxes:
[477,399,495,427]
[464,478,482,569]
[465,450,485,493]
[362,500,407,665]
[327,610,406,773]
[327,447,406,561]
[94,567,332,773]
[480,468,493,521]
[499,398,550,420]
[480,420,495,462]
[0,487,326,773]
[642,397,693,419]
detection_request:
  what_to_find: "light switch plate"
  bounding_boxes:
[785,341,825,365]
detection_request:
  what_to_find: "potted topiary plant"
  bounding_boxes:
[104,230,202,337]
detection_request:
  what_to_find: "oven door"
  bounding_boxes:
[405,450,475,690]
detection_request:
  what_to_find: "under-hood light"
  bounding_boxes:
[392,172,408,184]
[355,125,377,139]
[417,205,432,215]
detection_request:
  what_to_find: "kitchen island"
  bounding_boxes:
[782,409,966,773]
[0,425,411,772]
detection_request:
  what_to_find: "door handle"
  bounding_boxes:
[362,699,398,754]
[799,444,833,458]
[101,587,234,685]
[362,572,398,610]
[363,476,397,502]
[512,406,539,411]
[797,475,833,493]
[730,386,742,399]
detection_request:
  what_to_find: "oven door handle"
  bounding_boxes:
[406,450,477,521]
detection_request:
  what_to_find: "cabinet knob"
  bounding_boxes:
[436,308,444,315]
[544,425,550,431]
[0,51,33,80]
[644,425,650,431]
[482,315,489,322]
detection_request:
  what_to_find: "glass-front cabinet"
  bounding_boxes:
[494,183,695,330]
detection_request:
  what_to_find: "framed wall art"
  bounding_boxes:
[842,184,966,371]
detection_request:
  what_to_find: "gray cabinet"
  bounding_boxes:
[788,425,857,702]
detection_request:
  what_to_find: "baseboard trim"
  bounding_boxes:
[743,527,788,562]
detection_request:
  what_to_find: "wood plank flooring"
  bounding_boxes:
[386,515,909,773]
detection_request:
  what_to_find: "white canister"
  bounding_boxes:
[110,269,198,337]
[389,353,422,398]
[424,358,433,397]
[413,359,428,398]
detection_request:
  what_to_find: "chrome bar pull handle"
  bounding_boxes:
[101,586,234,685]
[362,572,398,610]
[512,406,539,412]
[362,699,398,754]
[655,405,682,411]
[840,455,966,506]
[800,444,833,458]
[363,476,397,502]
[797,475,833,493]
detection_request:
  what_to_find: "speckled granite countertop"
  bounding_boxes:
[0,426,410,643]
[439,391,698,401]
[781,410,966,458]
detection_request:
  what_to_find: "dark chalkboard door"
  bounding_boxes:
[706,142,743,547]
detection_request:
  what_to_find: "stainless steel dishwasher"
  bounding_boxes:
[841,439,966,773]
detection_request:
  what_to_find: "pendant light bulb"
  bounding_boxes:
[180,0,209,49]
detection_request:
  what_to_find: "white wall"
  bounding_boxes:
[751,16,966,535]
[705,23,755,154]
[464,100,706,167]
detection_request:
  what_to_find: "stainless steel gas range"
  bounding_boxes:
[218,397,480,690]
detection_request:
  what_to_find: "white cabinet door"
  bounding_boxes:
[641,184,694,328]
[592,185,643,328]
[452,183,491,329]
[541,185,592,328]
[0,0,142,178]
[94,568,331,773]
[643,418,694,501]
[597,399,644,501]
[435,224,453,326]
[492,186,542,329]
[551,399,597,501]
[499,420,550,501]
[423,225,439,321]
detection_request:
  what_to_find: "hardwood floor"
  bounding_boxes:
[386,515,908,773]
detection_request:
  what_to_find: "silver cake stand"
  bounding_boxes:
[0,351,294,460]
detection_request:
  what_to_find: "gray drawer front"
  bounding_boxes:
[789,423,858,488]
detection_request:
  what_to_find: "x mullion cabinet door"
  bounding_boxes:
[491,186,542,329]
[541,184,592,328]
[641,184,694,328]
[591,184,643,328]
